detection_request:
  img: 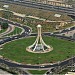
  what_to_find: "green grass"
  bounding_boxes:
[28,70,47,74]
[0,3,74,33]
[7,27,22,36]
[25,21,74,32]
[60,69,70,74]
[0,36,75,64]
[0,29,6,33]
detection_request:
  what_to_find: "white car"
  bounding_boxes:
[40,66,45,67]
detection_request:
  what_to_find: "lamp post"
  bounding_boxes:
[38,56,41,70]
[2,54,4,59]
[57,61,60,73]
[16,27,18,35]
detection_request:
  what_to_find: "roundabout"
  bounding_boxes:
[0,8,75,74]
[0,17,75,66]
[0,17,75,75]
[0,36,75,65]
[0,0,75,74]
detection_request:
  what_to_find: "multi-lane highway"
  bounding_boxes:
[0,0,75,16]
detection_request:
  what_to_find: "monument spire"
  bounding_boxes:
[26,24,53,53]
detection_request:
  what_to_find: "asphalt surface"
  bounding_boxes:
[0,0,75,16]
[0,17,75,70]
[0,0,75,71]
[0,69,12,75]
[0,25,14,37]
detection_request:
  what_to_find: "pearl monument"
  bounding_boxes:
[26,24,53,53]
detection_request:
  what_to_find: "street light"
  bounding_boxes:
[16,27,18,35]
[57,61,60,73]
[38,56,41,70]
[2,54,4,59]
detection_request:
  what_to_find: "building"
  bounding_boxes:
[32,0,68,3]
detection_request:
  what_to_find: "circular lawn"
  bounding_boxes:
[0,36,75,65]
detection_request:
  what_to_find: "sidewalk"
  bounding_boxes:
[0,24,15,37]
[0,69,12,75]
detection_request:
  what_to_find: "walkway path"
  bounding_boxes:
[0,8,71,23]
[0,24,15,37]
[0,69,12,75]
[57,29,75,37]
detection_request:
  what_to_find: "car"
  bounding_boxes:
[50,33,53,35]
[70,69,75,72]
[29,29,31,32]
[46,72,50,74]
[40,65,45,67]
[14,36,18,39]
[67,28,70,30]
[0,40,4,44]
[4,37,11,40]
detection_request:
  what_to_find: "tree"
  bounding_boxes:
[0,22,1,25]
[2,10,13,19]
[1,22,8,29]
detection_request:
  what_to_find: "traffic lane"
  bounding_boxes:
[0,0,75,15]
[0,33,30,45]
[1,56,75,69]
[0,35,75,69]
[0,25,12,36]
[0,58,58,68]
[0,10,75,35]
[0,56,75,69]
[0,17,31,33]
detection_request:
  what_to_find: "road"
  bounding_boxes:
[0,17,75,70]
[0,69,12,75]
[0,24,15,37]
[0,0,75,16]
[0,1,75,74]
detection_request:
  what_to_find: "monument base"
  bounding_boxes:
[26,46,53,53]
[26,24,53,53]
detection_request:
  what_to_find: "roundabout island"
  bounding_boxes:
[26,24,53,53]
[0,15,75,74]
[0,0,75,74]
[0,15,75,75]
[0,17,75,74]
[0,35,75,65]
